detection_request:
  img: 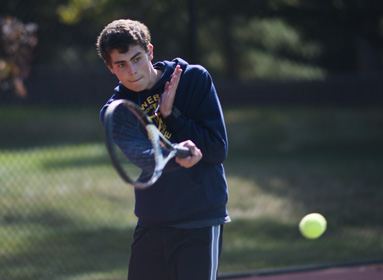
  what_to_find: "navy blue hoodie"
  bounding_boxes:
[100,58,229,228]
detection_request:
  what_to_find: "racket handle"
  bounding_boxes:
[175,146,192,158]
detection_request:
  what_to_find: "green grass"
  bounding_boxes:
[220,105,383,273]
[1,105,383,279]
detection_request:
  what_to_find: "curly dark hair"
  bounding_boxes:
[96,19,151,66]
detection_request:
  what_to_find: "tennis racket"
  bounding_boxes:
[104,99,191,189]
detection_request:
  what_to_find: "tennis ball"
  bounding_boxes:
[299,213,327,239]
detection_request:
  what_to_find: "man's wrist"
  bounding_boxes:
[163,106,182,121]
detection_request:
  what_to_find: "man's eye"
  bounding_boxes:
[133,57,141,63]
[117,63,125,68]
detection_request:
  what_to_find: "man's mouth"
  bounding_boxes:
[130,77,142,83]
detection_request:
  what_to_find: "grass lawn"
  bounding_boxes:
[1,105,383,279]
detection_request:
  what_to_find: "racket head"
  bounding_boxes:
[104,99,163,189]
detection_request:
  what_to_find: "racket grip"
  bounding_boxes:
[175,146,192,158]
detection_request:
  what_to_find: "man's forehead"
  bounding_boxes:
[110,46,144,62]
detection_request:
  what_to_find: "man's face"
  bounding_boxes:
[107,44,157,92]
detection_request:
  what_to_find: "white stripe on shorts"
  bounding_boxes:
[210,225,221,280]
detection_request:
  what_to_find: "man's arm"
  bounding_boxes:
[164,66,228,165]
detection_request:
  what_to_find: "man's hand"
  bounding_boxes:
[175,140,202,168]
[160,65,182,118]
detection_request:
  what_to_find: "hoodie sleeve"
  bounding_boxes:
[164,65,228,165]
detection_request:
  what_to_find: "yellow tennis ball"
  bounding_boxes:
[299,213,327,239]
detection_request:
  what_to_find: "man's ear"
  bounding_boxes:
[148,44,154,61]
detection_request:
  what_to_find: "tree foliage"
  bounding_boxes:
[0,16,38,97]
[1,0,382,90]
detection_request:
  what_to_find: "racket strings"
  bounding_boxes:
[105,99,188,187]
[111,106,158,182]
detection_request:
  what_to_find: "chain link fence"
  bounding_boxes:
[0,105,139,279]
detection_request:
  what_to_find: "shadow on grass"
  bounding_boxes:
[220,218,383,273]
[225,153,383,227]
[40,153,110,170]
[0,106,104,150]
[2,220,134,280]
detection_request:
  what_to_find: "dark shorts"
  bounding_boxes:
[127,225,223,280]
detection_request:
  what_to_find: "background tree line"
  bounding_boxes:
[1,0,383,98]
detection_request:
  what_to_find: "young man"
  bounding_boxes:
[96,19,230,280]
